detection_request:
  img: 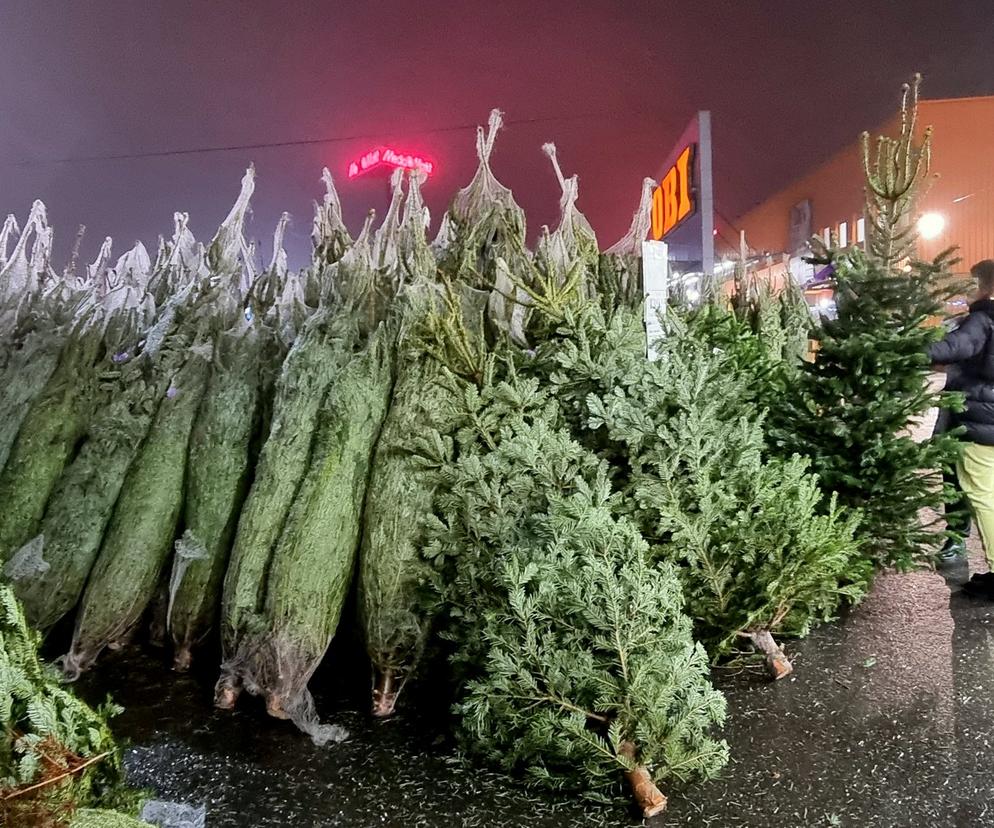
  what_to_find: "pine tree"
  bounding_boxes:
[729,265,813,367]
[532,304,865,675]
[422,375,727,816]
[0,584,143,826]
[768,76,963,569]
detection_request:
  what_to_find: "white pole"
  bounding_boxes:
[698,111,715,280]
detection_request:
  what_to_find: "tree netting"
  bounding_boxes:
[224,325,393,743]
[598,177,655,309]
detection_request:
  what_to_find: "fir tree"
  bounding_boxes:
[0,584,143,826]
[532,304,865,675]
[422,375,727,815]
[729,265,813,367]
[768,76,963,569]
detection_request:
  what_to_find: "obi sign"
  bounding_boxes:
[650,144,696,240]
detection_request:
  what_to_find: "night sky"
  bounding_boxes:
[2,0,992,268]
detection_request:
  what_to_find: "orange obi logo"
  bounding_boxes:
[651,145,696,240]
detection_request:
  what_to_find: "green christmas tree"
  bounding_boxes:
[729,264,813,367]
[768,75,963,569]
[524,303,865,675]
[0,584,144,826]
[602,310,861,666]
[421,374,728,816]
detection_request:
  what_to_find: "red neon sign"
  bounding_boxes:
[347,147,434,179]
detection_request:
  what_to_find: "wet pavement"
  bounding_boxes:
[74,551,994,828]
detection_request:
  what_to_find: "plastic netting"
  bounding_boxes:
[208,165,256,278]
[140,800,207,828]
[2,535,49,581]
[538,142,599,279]
[166,530,209,632]
[0,213,20,271]
[597,177,657,307]
[373,167,406,271]
[312,166,353,265]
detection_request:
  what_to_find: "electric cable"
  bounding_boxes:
[4,107,669,168]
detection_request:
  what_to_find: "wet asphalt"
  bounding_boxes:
[74,551,994,828]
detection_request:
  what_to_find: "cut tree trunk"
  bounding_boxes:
[372,669,400,718]
[746,629,793,680]
[173,646,193,673]
[213,675,242,710]
[619,741,668,818]
[266,694,290,721]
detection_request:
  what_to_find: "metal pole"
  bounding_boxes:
[698,111,715,280]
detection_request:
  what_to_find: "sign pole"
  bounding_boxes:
[698,111,715,280]
[642,240,668,361]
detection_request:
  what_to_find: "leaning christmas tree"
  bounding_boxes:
[769,75,962,570]
[423,372,728,817]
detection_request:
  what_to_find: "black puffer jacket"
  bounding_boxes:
[929,298,994,444]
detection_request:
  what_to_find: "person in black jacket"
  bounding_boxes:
[933,360,971,566]
[929,260,994,593]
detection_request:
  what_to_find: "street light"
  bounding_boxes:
[917,212,945,240]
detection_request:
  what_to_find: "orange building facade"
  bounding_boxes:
[737,96,994,280]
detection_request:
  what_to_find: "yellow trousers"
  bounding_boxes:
[957,443,994,567]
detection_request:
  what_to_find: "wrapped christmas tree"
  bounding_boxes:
[596,178,655,311]
[357,324,451,717]
[12,303,195,632]
[215,308,353,708]
[0,311,117,563]
[64,338,213,677]
[168,311,270,671]
[229,324,393,742]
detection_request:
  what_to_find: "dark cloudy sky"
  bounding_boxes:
[2,0,992,268]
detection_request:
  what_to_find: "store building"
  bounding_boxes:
[737,95,994,284]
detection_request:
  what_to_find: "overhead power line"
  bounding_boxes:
[5,107,666,168]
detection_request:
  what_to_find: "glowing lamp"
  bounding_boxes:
[818,297,832,310]
[917,212,945,240]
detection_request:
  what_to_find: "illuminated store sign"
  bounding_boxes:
[651,144,696,240]
[347,147,435,179]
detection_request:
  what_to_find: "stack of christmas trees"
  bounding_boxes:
[0,76,961,817]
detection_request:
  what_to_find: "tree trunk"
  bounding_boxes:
[173,645,193,673]
[619,741,668,818]
[213,675,242,710]
[372,669,400,718]
[266,694,290,721]
[746,629,793,680]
